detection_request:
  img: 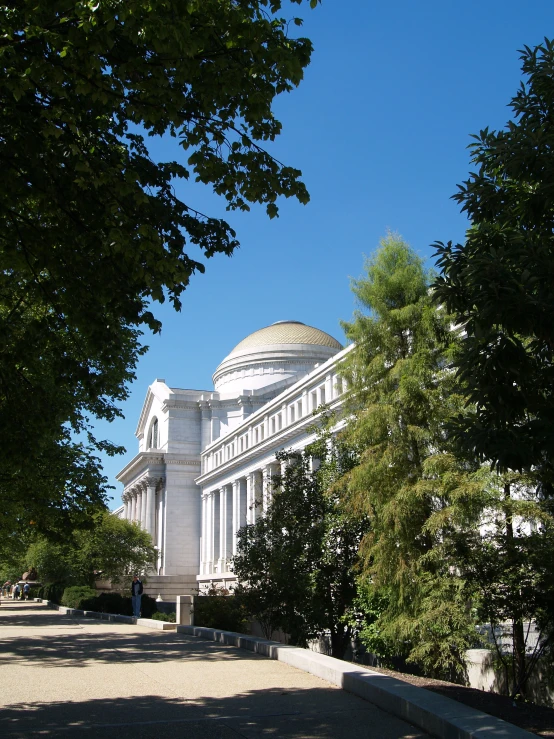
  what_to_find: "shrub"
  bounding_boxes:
[42,582,66,605]
[80,592,132,616]
[61,586,98,609]
[140,594,157,618]
[195,590,249,633]
[151,611,176,623]
[76,592,158,618]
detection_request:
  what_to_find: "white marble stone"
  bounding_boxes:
[116,321,350,591]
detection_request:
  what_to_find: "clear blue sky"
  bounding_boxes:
[99,0,554,508]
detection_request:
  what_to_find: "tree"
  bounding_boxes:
[339,234,482,681]
[0,0,318,537]
[431,39,554,696]
[233,432,367,658]
[24,511,156,587]
[432,39,554,484]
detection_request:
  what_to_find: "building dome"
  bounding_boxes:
[230,321,342,354]
[213,321,342,395]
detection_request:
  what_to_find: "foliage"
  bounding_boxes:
[61,585,97,609]
[0,0,317,542]
[151,611,176,623]
[195,587,250,634]
[452,473,554,698]
[432,40,554,695]
[24,513,156,588]
[79,592,157,617]
[339,234,482,681]
[71,512,156,586]
[25,539,72,585]
[38,582,66,605]
[233,431,367,658]
[432,39,554,485]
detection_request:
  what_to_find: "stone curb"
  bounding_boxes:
[176,625,534,739]
[136,617,176,630]
[38,599,135,624]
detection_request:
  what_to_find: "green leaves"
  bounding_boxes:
[233,437,367,658]
[432,39,554,482]
[0,0,317,536]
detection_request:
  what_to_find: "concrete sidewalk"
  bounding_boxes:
[0,601,428,738]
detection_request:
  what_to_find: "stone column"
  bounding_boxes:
[262,466,271,512]
[199,494,205,575]
[232,480,240,555]
[123,492,129,520]
[130,488,137,522]
[246,474,254,525]
[133,487,141,525]
[254,470,263,521]
[219,486,229,572]
[144,477,158,537]
[139,482,147,528]
[204,493,212,575]
[212,490,220,570]
[326,373,333,403]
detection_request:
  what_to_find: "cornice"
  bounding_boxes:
[195,399,346,486]
[116,451,166,484]
[162,400,203,412]
[201,344,353,457]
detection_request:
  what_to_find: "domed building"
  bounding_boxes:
[116,321,349,598]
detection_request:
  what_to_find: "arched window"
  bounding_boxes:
[148,418,158,449]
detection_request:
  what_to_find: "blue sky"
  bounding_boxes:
[98,0,554,507]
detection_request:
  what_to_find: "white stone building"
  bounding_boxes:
[115,321,350,599]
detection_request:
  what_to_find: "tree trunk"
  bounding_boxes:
[504,483,527,698]
[330,626,351,660]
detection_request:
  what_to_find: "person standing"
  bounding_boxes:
[23,583,30,600]
[131,575,143,618]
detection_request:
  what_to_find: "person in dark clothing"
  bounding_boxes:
[131,575,143,618]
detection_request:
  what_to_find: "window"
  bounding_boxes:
[290,405,295,423]
[148,418,159,449]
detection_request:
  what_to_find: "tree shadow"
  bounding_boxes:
[0,602,82,628]
[1,689,428,739]
[0,629,263,668]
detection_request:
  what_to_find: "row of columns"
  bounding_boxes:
[122,476,163,538]
[201,463,281,576]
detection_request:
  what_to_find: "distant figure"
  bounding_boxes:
[131,575,143,618]
[13,584,20,600]
[23,583,30,600]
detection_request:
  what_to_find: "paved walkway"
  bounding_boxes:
[0,601,430,738]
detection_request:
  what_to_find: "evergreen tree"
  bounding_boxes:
[340,234,481,680]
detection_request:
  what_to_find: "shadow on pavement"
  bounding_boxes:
[1,688,427,739]
[0,629,265,667]
[0,602,82,628]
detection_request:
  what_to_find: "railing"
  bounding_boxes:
[200,348,350,476]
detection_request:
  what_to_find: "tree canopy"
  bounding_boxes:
[233,433,367,658]
[0,0,317,537]
[339,234,482,680]
[433,39,554,483]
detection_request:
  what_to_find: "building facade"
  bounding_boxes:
[115,321,349,596]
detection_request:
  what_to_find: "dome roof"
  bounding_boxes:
[229,321,342,355]
[213,321,343,395]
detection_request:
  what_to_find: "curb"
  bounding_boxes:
[38,599,135,624]
[176,625,534,739]
[37,600,177,630]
